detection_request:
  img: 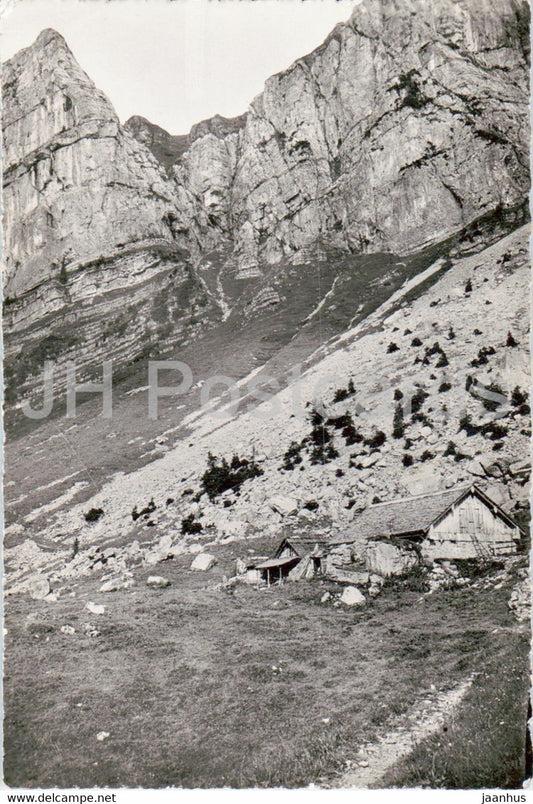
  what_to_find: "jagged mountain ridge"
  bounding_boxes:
[2,0,529,410]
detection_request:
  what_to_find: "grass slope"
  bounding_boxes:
[4,546,529,788]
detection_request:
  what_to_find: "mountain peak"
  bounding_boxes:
[34,27,68,47]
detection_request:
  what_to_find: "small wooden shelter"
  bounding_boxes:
[251,537,329,586]
[352,484,523,560]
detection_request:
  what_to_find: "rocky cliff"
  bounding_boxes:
[2,29,220,403]
[173,0,529,271]
[2,0,529,407]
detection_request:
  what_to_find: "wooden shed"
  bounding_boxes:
[352,484,523,560]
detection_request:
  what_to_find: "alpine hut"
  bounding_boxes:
[352,484,523,560]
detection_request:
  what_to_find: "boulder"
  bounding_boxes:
[360,454,379,469]
[28,576,50,600]
[157,534,173,553]
[86,601,105,615]
[340,586,365,606]
[144,549,171,565]
[146,575,171,588]
[365,541,418,577]
[99,577,132,593]
[60,625,76,635]
[485,483,511,509]
[269,495,298,516]
[404,466,442,496]
[326,544,353,568]
[509,459,531,478]
[190,553,217,572]
[326,566,369,585]
[479,454,503,478]
[188,543,204,554]
[467,460,485,477]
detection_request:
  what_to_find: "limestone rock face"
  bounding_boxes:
[2,30,217,404]
[224,0,529,269]
[3,29,195,299]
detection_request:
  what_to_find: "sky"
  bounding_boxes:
[1,0,360,134]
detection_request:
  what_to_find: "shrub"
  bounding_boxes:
[481,422,508,441]
[343,423,363,446]
[443,440,469,462]
[470,346,495,367]
[282,441,304,471]
[332,379,356,403]
[309,408,332,447]
[506,331,518,347]
[410,387,429,415]
[473,328,482,335]
[465,278,473,293]
[392,403,405,439]
[327,413,353,430]
[132,498,156,521]
[420,450,434,462]
[394,388,403,401]
[201,452,263,500]
[511,386,530,415]
[393,70,428,109]
[439,381,452,393]
[402,453,414,467]
[459,413,478,436]
[436,352,449,368]
[303,500,319,511]
[387,342,399,353]
[84,507,104,523]
[181,514,202,535]
[404,328,412,335]
[426,342,442,357]
[398,565,429,592]
[411,337,423,347]
[465,375,474,392]
[364,429,386,449]
[447,327,455,340]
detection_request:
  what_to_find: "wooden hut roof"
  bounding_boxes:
[255,556,300,569]
[275,537,329,557]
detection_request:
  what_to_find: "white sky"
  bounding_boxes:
[1,0,359,134]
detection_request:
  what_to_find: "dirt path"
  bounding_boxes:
[332,677,474,788]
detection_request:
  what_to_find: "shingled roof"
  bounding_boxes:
[350,485,474,541]
[275,537,329,557]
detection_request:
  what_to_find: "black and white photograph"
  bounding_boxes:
[1,0,531,792]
